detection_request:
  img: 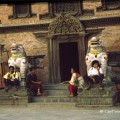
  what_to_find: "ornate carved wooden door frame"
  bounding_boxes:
[48,34,86,83]
[48,14,86,83]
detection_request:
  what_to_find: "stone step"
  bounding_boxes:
[42,83,116,90]
[28,102,77,108]
[31,93,117,107]
[0,94,28,106]
[76,96,117,107]
[31,85,117,107]
[33,96,77,103]
[42,85,116,96]
[0,87,28,106]
[27,102,112,108]
[76,86,117,106]
[44,90,69,96]
[0,96,28,106]
[0,84,117,107]
[78,86,117,95]
[42,84,68,90]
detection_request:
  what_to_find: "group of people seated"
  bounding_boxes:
[3,66,43,96]
[3,60,104,97]
[66,60,104,97]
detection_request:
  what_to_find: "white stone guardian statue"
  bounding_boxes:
[85,37,108,79]
[8,43,29,86]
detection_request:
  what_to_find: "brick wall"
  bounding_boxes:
[0,2,119,83]
[0,3,48,25]
[100,26,120,52]
[81,1,120,19]
[0,32,49,83]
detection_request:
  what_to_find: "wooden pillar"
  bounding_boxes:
[78,32,86,76]
[47,35,55,83]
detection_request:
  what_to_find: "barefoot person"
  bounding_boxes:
[26,67,43,96]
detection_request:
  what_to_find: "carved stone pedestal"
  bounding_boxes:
[76,85,117,107]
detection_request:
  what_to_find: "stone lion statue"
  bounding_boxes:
[85,37,108,78]
[8,43,29,86]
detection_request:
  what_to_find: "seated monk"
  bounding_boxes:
[26,67,43,96]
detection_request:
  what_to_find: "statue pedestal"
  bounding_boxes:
[76,85,117,107]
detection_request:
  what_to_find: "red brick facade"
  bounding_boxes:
[0,2,120,83]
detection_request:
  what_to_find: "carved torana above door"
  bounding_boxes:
[48,14,84,35]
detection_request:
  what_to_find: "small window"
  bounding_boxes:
[14,4,31,18]
[49,1,83,16]
[106,0,120,10]
[9,4,36,19]
[108,52,120,66]
[97,0,120,11]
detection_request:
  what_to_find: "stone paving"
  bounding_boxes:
[0,105,120,120]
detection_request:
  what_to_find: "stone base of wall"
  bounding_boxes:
[0,87,28,106]
[76,85,117,107]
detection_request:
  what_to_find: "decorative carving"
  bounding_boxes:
[48,14,84,35]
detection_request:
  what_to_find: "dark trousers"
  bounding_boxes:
[4,78,20,87]
[83,74,104,85]
[29,83,43,95]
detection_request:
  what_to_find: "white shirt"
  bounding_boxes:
[69,73,77,85]
[88,67,103,76]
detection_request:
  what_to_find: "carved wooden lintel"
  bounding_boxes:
[48,14,84,35]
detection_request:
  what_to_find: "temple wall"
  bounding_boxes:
[0,2,119,82]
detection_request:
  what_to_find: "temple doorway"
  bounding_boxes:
[59,42,79,82]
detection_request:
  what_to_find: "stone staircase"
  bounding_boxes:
[0,87,28,106]
[29,83,118,108]
[0,83,118,107]
[77,85,117,107]
[29,84,77,108]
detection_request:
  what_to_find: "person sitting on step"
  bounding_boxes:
[3,66,20,92]
[65,68,84,97]
[83,60,104,90]
[26,67,43,96]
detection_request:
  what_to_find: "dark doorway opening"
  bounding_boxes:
[59,42,79,82]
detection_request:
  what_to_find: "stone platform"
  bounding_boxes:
[30,83,118,107]
[76,85,117,107]
[0,83,118,107]
[0,87,28,106]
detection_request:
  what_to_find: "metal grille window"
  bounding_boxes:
[108,52,120,67]
[9,4,36,19]
[101,0,120,10]
[49,1,83,15]
[14,4,31,18]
